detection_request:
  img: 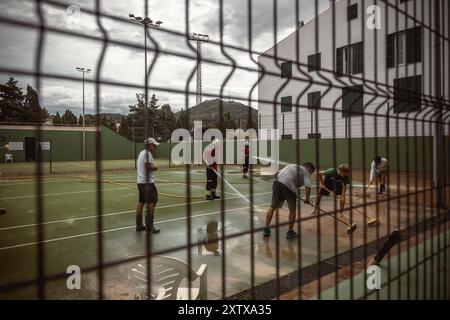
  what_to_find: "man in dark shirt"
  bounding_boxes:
[310,164,350,217]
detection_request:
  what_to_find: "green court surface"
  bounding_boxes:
[0,159,173,177]
[317,230,450,300]
[0,161,441,299]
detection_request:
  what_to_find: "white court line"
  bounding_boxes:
[0,202,272,251]
[0,180,235,201]
[66,162,92,168]
[0,179,83,186]
[0,186,132,201]
[0,191,273,231]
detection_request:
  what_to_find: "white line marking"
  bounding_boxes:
[0,202,272,251]
[0,192,273,231]
[0,180,204,200]
[0,179,82,186]
[0,187,131,200]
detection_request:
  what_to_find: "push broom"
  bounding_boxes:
[322,187,378,226]
[298,196,357,235]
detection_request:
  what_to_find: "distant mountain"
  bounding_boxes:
[176,99,258,128]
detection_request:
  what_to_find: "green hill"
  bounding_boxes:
[176,99,258,129]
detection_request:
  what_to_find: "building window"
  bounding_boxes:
[307,53,321,72]
[308,133,322,139]
[347,3,358,21]
[307,91,321,137]
[396,32,406,65]
[281,96,292,113]
[387,26,422,68]
[281,134,293,140]
[342,85,364,117]
[281,61,292,78]
[336,42,364,76]
[307,91,321,109]
[393,75,422,113]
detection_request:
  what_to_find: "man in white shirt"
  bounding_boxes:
[263,162,315,239]
[369,156,388,194]
[136,138,161,233]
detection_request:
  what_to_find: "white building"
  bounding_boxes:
[258,0,449,139]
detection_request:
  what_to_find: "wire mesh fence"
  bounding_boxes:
[0,0,449,301]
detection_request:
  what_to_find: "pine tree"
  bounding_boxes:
[61,109,77,125]
[0,78,26,122]
[54,112,62,124]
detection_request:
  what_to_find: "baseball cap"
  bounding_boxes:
[212,138,221,145]
[144,138,160,145]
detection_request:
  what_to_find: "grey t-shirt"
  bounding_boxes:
[276,164,312,193]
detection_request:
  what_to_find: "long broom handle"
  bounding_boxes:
[298,196,351,227]
[365,168,386,191]
[321,186,376,221]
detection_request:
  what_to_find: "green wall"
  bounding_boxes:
[157,136,448,172]
[1,125,447,173]
[0,126,136,162]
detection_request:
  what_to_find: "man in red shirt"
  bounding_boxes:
[242,139,250,178]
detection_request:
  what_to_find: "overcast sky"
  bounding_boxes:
[0,0,329,116]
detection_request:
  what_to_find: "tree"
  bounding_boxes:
[0,78,26,122]
[118,94,178,142]
[0,78,49,123]
[101,115,117,131]
[26,85,49,123]
[222,112,237,130]
[54,112,62,124]
[61,109,78,125]
[176,109,189,130]
[158,104,177,141]
[118,116,133,139]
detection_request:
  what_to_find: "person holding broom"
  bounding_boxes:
[263,162,316,239]
[310,164,350,217]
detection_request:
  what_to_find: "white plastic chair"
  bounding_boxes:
[128,255,207,300]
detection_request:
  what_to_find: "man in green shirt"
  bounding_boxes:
[310,164,350,216]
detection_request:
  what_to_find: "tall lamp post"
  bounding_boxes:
[76,67,91,161]
[128,14,162,142]
[188,33,209,121]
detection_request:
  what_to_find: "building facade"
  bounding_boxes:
[258,0,449,139]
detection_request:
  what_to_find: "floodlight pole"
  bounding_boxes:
[129,14,162,142]
[189,33,209,121]
[76,67,91,161]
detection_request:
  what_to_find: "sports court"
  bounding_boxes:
[1,159,448,299]
[0,0,449,302]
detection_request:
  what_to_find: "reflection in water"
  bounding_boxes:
[281,242,297,261]
[198,221,220,256]
[257,237,298,261]
[257,237,274,259]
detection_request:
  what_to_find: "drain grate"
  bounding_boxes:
[226,210,450,300]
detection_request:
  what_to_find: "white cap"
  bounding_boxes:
[212,138,221,145]
[144,138,160,145]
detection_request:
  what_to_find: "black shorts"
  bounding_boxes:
[320,175,344,196]
[242,156,249,173]
[206,167,218,190]
[270,180,297,211]
[138,183,158,204]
